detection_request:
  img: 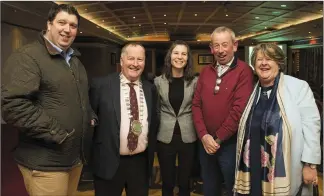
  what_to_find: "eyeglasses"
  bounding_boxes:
[214,78,222,94]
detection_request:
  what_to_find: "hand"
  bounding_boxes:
[201,134,220,154]
[302,165,318,185]
[90,119,96,127]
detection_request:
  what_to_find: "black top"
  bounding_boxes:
[169,76,184,135]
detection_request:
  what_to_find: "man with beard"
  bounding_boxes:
[89,43,158,196]
[192,26,253,196]
[2,4,97,196]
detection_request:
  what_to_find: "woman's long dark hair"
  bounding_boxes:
[162,40,194,85]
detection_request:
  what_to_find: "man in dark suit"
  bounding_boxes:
[89,43,158,196]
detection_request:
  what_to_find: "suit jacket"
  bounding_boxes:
[89,72,158,180]
[154,75,198,143]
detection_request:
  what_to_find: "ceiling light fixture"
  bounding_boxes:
[197,39,201,41]
[85,8,87,11]
[265,27,267,29]
[164,22,167,24]
[80,32,83,34]
[255,16,259,19]
[195,13,198,16]
[102,20,105,22]
[281,4,287,8]
[139,24,141,26]
[133,16,136,19]
[226,14,228,16]
[309,31,311,33]
[164,14,166,16]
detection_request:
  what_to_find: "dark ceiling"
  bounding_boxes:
[1,1,323,45]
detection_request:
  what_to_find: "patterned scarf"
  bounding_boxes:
[234,73,292,195]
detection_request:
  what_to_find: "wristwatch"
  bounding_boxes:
[304,163,317,169]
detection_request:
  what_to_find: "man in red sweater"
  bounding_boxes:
[192,26,253,196]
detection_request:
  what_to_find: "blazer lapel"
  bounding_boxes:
[112,74,121,127]
[160,76,176,116]
[142,81,152,123]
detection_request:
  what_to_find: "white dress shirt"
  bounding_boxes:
[216,57,234,77]
[119,74,148,155]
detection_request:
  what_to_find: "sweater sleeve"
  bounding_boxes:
[215,65,254,141]
[192,69,209,140]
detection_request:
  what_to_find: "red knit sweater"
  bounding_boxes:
[192,57,253,141]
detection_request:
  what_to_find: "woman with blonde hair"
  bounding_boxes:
[233,43,321,196]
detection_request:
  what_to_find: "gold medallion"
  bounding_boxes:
[131,120,142,136]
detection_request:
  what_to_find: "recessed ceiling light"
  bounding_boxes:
[85,8,87,11]
[80,31,83,34]
[265,27,267,29]
[133,16,136,19]
[164,14,166,16]
[195,13,198,16]
[102,20,105,22]
[255,16,259,19]
[164,22,167,24]
[226,14,228,17]
[139,24,141,26]
[281,4,286,8]
[309,31,311,33]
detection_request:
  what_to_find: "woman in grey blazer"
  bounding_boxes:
[154,40,198,196]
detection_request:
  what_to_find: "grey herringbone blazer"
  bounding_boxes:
[154,75,198,143]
